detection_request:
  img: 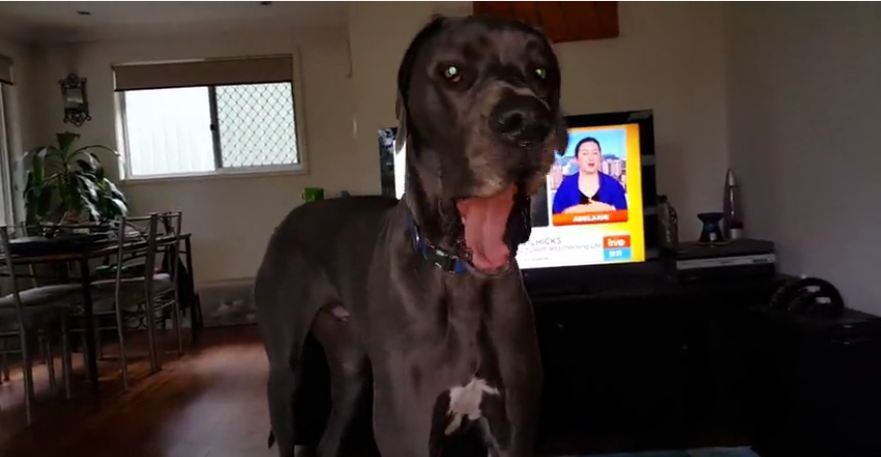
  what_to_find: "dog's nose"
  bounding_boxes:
[490,96,553,146]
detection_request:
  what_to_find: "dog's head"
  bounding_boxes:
[397,15,567,275]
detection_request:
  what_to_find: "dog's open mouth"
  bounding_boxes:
[456,184,518,274]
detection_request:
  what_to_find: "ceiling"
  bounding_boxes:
[0,1,349,44]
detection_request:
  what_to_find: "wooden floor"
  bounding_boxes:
[0,325,275,457]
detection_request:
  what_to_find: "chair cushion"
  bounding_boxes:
[0,283,81,309]
[89,273,175,312]
[91,273,174,294]
[0,284,80,329]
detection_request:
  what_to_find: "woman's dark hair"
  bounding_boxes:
[575,137,602,156]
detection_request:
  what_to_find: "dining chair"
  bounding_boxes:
[0,226,78,426]
[158,211,184,356]
[85,213,185,390]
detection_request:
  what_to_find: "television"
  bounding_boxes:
[378,110,659,296]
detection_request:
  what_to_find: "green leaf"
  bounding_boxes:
[76,158,96,174]
[62,175,83,214]
[23,167,55,223]
[107,196,128,218]
[104,179,127,202]
[30,149,45,183]
[82,197,100,221]
[37,187,53,217]
[24,171,35,192]
[70,145,116,172]
[56,132,80,154]
[25,205,39,226]
[73,144,118,156]
[69,147,96,162]
[24,185,38,211]
[24,146,62,178]
[43,172,61,184]
[87,152,105,180]
[39,146,61,161]
[38,147,64,176]
[76,173,100,202]
[23,146,46,164]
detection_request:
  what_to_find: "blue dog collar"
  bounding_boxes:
[406,215,468,274]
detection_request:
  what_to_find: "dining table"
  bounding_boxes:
[0,230,201,393]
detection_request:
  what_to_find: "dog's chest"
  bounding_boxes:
[394,273,512,452]
[445,377,500,434]
[429,302,510,454]
[430,373,510,457]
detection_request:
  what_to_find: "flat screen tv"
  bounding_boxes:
[378,110,659,296]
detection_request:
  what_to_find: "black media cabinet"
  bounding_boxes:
[532,275,881,457]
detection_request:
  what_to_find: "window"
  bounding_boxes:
[0,88,10,227]
[0,55,14,226]
[114,55,302,179]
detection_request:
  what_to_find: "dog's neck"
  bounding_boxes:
[403,210,468,274]
[402,140,461,253]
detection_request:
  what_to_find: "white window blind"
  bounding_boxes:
[113,55,293,91]
[122,86,215,176]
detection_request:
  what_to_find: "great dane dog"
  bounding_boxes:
[255,15,567,457]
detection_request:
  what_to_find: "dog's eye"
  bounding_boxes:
[442,65,462,83]
[534,67,547,80]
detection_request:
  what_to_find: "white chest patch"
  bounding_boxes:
[445,377,500,435]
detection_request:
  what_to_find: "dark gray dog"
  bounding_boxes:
[255,15,567,457]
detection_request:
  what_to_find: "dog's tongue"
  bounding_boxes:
[456,185,516,273]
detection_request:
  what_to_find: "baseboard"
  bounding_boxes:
[196,278,256,327]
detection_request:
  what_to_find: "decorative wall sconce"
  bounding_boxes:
[59,73,91,127]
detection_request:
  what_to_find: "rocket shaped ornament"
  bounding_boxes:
[723,168,744,239]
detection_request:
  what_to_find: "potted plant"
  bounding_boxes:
[22,132,128,227]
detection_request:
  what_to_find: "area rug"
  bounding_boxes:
[583,447,760,457]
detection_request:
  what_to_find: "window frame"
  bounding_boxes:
[0,84,13,225]
[115,51,309,183]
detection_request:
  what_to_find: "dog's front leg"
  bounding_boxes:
[499,347,542,457]
[372,363,435,457]
[489,281,543,457]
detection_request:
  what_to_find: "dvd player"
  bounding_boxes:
[676,239,776,282]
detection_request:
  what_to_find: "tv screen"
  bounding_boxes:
[378,110,657,272]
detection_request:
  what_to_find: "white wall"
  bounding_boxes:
[348,2,729,240]
[346,1,471,191]
[727,3,881,314]
[27,26,358,284]
[555,2,728,240]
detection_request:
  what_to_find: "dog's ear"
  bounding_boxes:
[397,15,448,113]
[396,15,447,151]
[395,93,408,155]
[554,116,569,156]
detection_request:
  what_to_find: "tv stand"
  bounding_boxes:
[532,272,881,457]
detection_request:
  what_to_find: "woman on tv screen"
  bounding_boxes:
[552,137,628,214]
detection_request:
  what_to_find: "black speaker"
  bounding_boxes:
[768,276,845,317]
[751,285,881,457]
